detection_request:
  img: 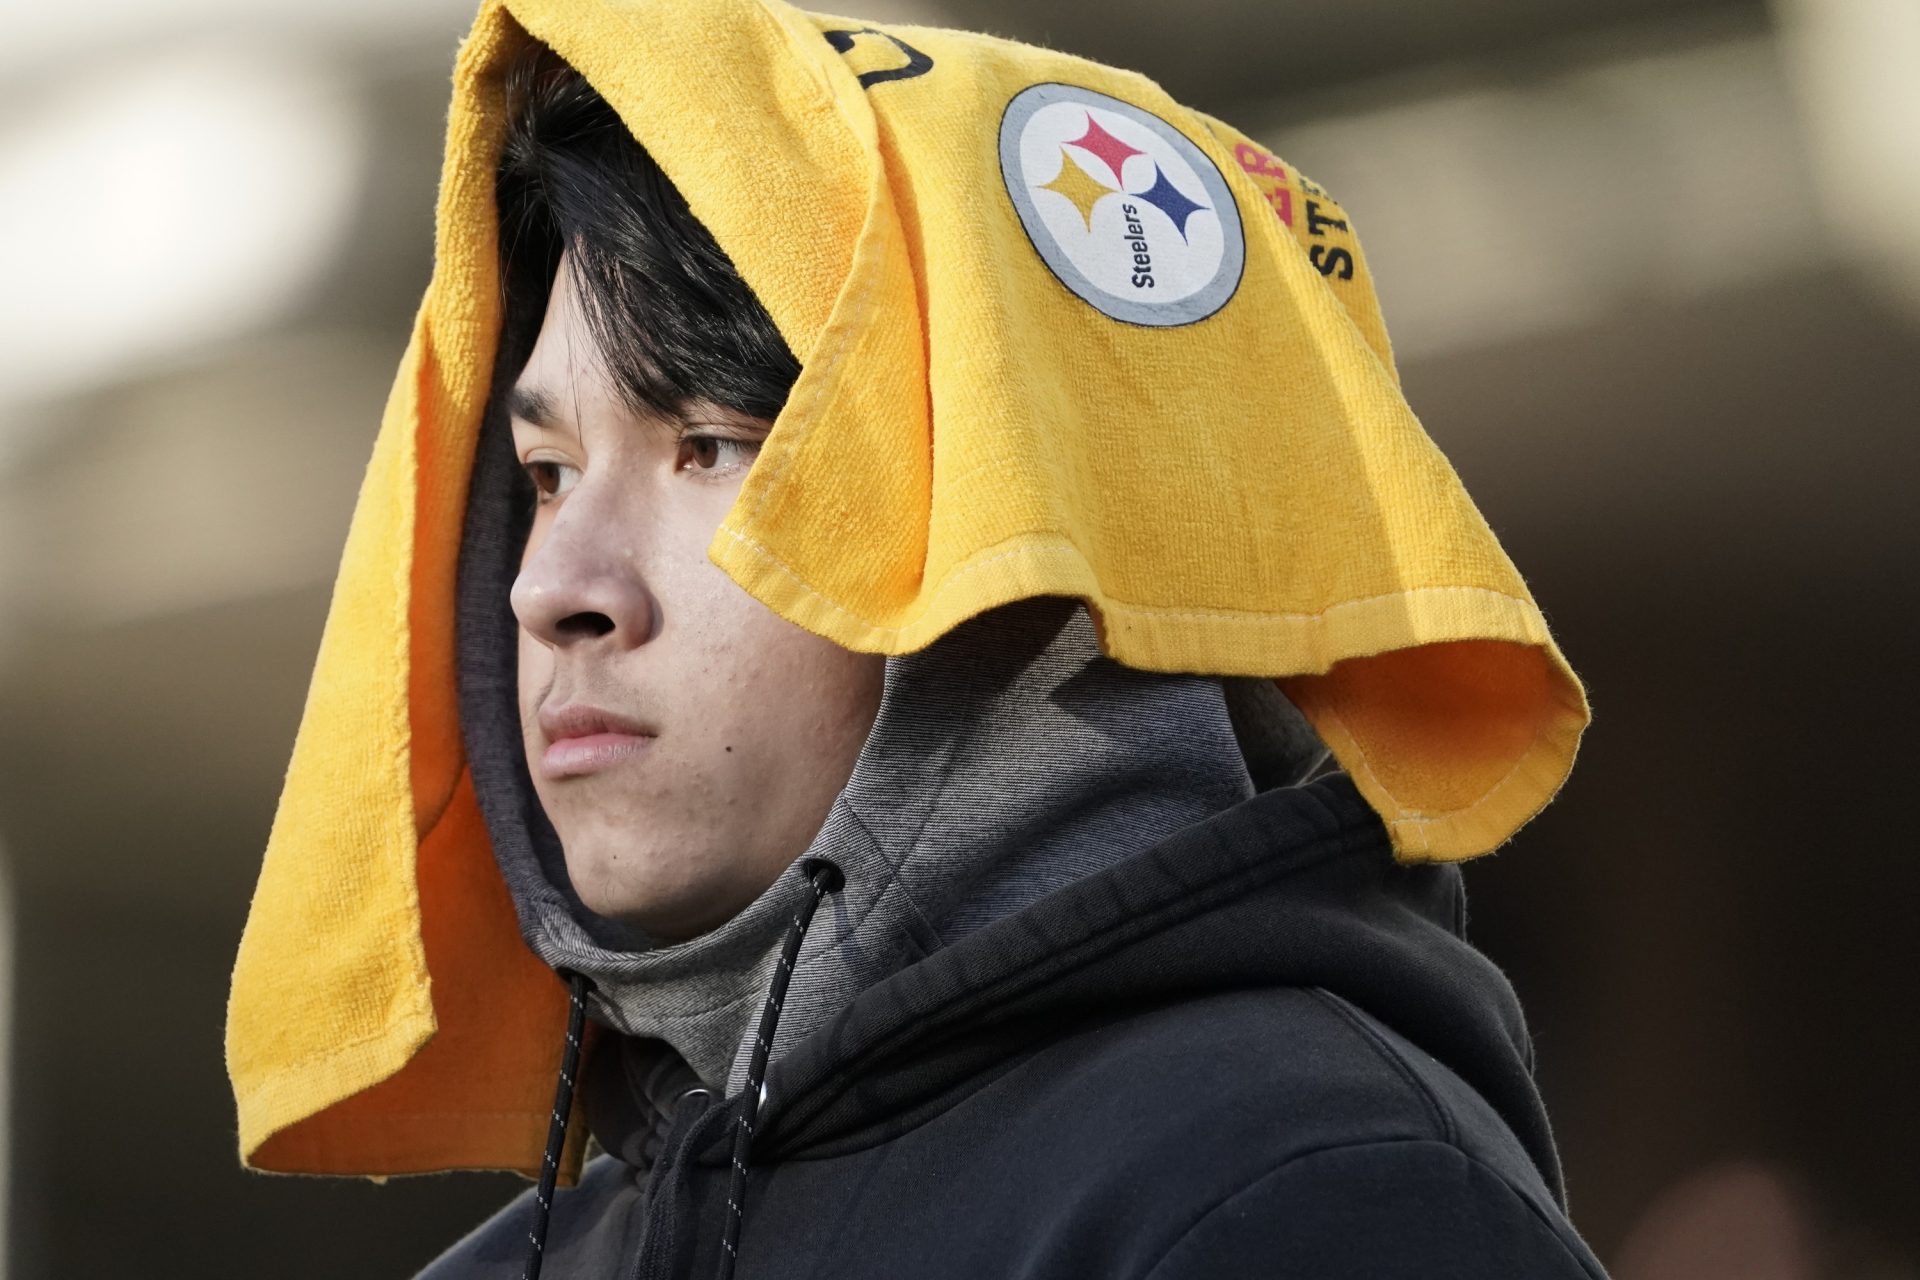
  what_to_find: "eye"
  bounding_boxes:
[522,458,582,501]
[677,434,763,477]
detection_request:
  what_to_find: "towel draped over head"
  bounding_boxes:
[225,0,1588,1180]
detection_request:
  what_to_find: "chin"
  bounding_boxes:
[565,840,742,943]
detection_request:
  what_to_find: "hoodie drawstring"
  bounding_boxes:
[522,969,591,1280]
[717,858,844,1280]
[519,861,842,1280]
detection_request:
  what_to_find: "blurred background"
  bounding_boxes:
[1,0,1916,1274]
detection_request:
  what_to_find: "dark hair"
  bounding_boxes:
[492,41,801,421]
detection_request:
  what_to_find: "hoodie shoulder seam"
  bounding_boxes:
[1305,987,1457,1147]
[1139,1138,1603,1280]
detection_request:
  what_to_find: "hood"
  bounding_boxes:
[647,772,1567,1204]
[226,0,1588,1180]
[460,545,1266,1089]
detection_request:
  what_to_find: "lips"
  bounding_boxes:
[538,702,657,780]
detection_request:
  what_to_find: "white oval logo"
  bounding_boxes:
[998,83,1244,327]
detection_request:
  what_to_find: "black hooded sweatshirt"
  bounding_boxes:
[420,763,1607,1278]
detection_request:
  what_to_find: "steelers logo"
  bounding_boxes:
[998,82,1244,327]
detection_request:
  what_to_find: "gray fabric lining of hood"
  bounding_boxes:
[457,397,1329,1093]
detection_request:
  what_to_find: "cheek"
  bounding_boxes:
[712,592,885,749]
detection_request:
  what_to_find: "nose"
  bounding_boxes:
[510,493,656,650]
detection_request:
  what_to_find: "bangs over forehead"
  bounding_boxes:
[492,41,800,425]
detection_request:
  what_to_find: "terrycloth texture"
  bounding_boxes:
[226,0,1589,1179]
[461,416,1262,1085]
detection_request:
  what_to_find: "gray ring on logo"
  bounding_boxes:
[998,82,1245,328]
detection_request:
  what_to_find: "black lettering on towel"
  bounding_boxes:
[824,27,934,89]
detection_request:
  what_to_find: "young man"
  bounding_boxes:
[227,3,1603,1277]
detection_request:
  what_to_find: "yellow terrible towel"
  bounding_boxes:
[227,0,1588,1180]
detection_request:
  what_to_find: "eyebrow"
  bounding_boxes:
[507,381,773,439]
[506,384,559,430]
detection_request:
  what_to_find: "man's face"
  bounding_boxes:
[510,255,884,942]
